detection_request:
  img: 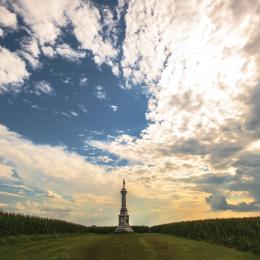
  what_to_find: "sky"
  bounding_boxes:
[0,0,260,226]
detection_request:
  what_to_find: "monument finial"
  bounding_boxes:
[123,178,125,188]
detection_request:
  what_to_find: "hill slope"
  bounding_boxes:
[0,233,258,260]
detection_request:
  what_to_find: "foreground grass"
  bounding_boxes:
[0,233,258,260]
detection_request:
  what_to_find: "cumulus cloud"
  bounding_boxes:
[206,193,260,212]
[246,83,260,136]
[0,162,15,179]
[41,45,55,58]
[46,190,62,199]
[56,43,86,61]
[92,0,260,160]
[0,5,17,29]
[67,1,117,65]
[88,0,260,216]
[0,123,125,223]
[20,37,41,68]
[14,199,74,218]
[0,0,121,90]
[11,0,71,45]
[1,122,259,223]
[0,47,29,93]
[112,64,120,76]
[0,123,103,180]
[1,0,260,221]
[9,0,118,63]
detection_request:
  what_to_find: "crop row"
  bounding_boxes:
[150,217,260,254]
[0,211,149,235]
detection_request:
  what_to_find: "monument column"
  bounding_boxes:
[114,179,134,233]
[121,179,126,208]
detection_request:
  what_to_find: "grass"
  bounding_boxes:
[0,233,259,260]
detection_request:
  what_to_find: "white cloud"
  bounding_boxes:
[20,37,41,68]
[30,104,45,110]
[55,111,81,118]
[11,0,71,44]
[0,163,14,179]
[67,1,117,64]
[56,43,86,61]
[0,202,8,208]
[2,0,119,74]
[34,81,54,96]
[97,0,260,167]
[46,190,62,199]
[21,37,40,58]
[0,1,122,94]
[78,104,88,113]
[10,0,118,64]
[42,45,56,58]
[95,85,107,100]
[110,105,118,112]
[0,123,107,185]
[0,124,128,224]
[79,76,88,86]
[70,111,79,117]
[111,64,120,76]
[0,47,29,93]
[98,155,113,163]
[1,122,259,223]
[1,0,260,221]
[88,0,260,217]
[0,5,17,29]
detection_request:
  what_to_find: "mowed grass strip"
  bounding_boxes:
[0,233,259,260]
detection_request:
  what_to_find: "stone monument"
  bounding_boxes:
[114,179,134,232]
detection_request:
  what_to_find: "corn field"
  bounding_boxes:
[1,211,259,254]
[150,217,260,254]
[0,210,84,235]
[0,211,150,236]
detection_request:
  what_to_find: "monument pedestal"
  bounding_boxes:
[114,224,134,233]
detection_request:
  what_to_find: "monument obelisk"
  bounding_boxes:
[114,179,134,232]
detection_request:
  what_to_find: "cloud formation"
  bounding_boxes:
[89,0,260,216]
[56,43,86,61]
[0,124,123,224]
[0,5,17,29]
[0,0,120,92]
[0,47,29,93]
[34,81,54,96]
[0,0,260,223]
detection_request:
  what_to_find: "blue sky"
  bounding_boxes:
[0,0,148,169]
[0,54,147,162]
[0,0,260,225]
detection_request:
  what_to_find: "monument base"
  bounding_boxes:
[114,225,134,233]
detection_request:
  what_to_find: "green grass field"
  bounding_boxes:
[0,233,259,260]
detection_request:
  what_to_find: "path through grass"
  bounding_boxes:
[0,233,258,260]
